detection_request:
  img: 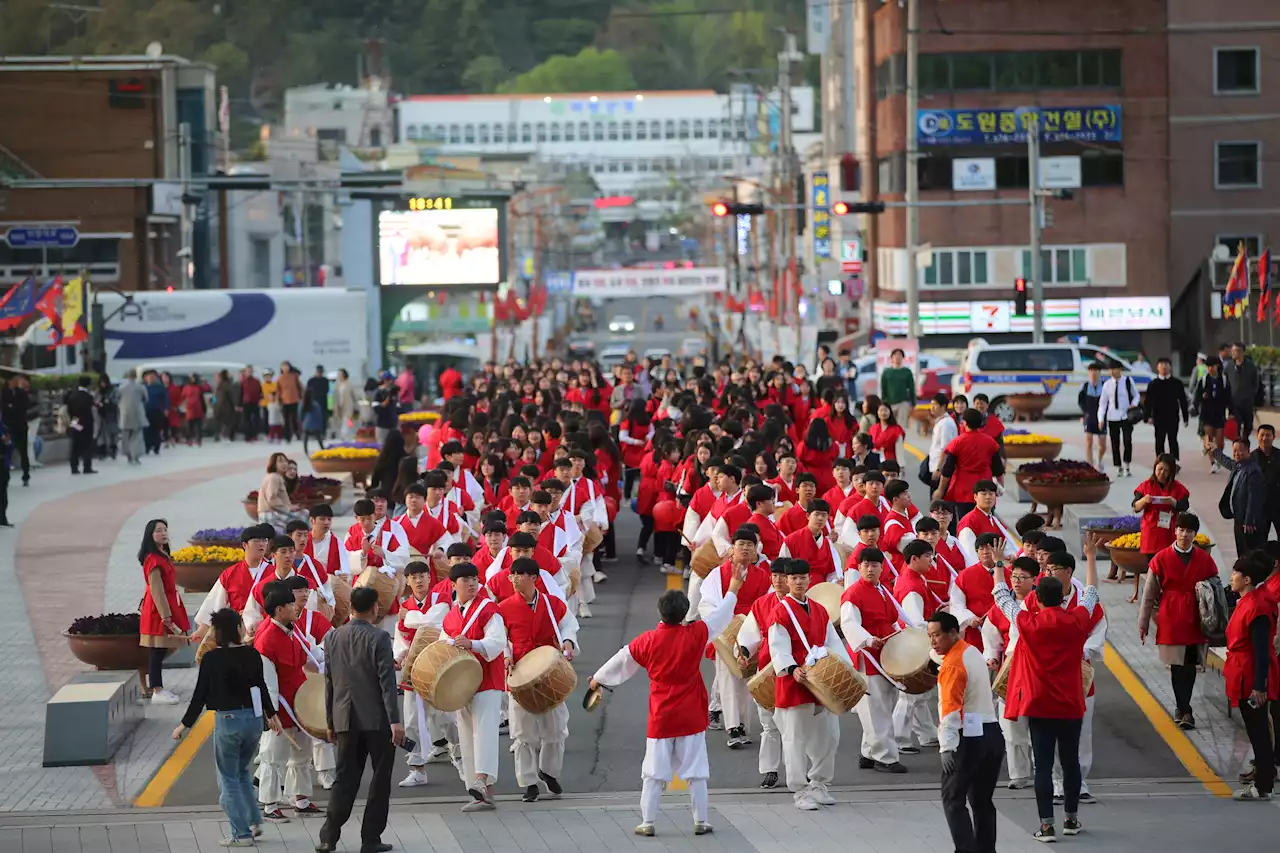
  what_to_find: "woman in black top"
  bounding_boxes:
[173,608,280,846]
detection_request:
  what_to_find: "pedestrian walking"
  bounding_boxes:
[1224,343,1260,440]
[331,368,357,440]
[1097,363,1140,477]
[1077,363,1107,472]
[143,371,167,455]
[314,586,402,853]
[879,348,915,435]
[1194,359,1230,472]
[1219,438,1267,557]
[117,369,147,465]
[95,374,120,460]
[214,370,238,440]
[64,376,97,475]
[240,366,263,441]
[182,374,207,446]
[173,607,282,847]
[930,611,1004,853]
[2,376,35,486]
[1126,454,1190,602]
[278,361,303,442]
[1144,358,1188,461]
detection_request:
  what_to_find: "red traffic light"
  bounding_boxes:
[831,201,850,215]
[1015,277,1026,292]
[711,202,729,217]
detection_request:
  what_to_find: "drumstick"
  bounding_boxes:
[282,728,301,749]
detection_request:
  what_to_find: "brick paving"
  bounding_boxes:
[0,442,284,812]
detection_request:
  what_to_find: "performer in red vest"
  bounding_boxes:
[779,499,841,587]
[303,504,343,584]
[732,558,791,789]
[956,480,1017,565]
[951,532,1014,650]
[193,524,273,633]
[892,539,941,755]
[981,557,1038,790]
[1224,556,1279,801]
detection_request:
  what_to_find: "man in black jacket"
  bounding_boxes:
[64,377,96,475]
[1144,357,1189,460]
[1252,424,1280,539]
[2,377,36,486]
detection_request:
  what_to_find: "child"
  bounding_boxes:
[266,386,284,443]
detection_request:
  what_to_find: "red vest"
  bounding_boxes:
[1134,478,1190,555]
[254,619,308,728]
[841,580,902,671]
[720,503,753,540]
[840,496,883,525]
[498,591,567,664]
[396,511,449,557]
[769,596,831,708]
[398,594,433,645]
[894,568,938,620]
[750,592,785,669]
[943,431,1001,503]
[954,564,1011,649]
[628,621,711,738]
[783,528,838,587]
[485,567,553,602]
[747,512,784,560]
[1147,546,1217,647]
[1004,605,1091,720]
[304,533,342,578]
[217,561,271,613]
[442,598,505,693]
[342,523,402,616]
[714,561,770,615]
[767,476,798,506]
[1224,590,1280,702]
[958,509,1008,543]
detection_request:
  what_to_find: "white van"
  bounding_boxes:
[953,339,1154,421]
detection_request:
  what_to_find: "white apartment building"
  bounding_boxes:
[396,87,816,217]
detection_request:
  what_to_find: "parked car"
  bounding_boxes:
[567,337,595,359]
[608,315,637,334]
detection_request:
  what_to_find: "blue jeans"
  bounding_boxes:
[214,709,264,839]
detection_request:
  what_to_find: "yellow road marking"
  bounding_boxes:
[666,572,685,591]
[908,437,1230,796]
[134,710,213,807]
[1101,643,1232,797]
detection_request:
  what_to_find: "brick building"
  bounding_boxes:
[0,55,217,292]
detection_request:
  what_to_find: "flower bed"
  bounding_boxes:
[398,411,442,425]
[65,613,168,671]
[1004,433,1063,460]
[1108,532,1213,551]
[1020,460,1110,505]
[297,475,342,502]
[190,527,246,549]
[311,443,378,483]
[172,545,243,592]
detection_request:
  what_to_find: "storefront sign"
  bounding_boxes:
[953,158,996,191]
[917,105,1123,146]
[812,171,832,259]
[1040,156,1082,189]
[1080,297,1170,331]
[571,267,728,298]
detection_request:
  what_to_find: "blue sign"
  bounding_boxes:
[917,106,1122,146]
[4,226,79,249]
[811,171,832,260]
[545,271,573,294]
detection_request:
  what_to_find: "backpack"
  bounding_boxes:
[1196,575,1229,645]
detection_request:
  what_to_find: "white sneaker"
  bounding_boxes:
[593,571,607,583]
[578,603,592,618]
[217,838,254,848]
[150,689,180,705]
[794,792,820,811]
[318,770,336,790]
[399,769,429,787]
[428,743,451,762]
[809,783,836,805]
[1234,784,1272,801]
[449,743,464,771]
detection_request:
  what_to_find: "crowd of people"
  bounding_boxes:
[118,345,1278,850]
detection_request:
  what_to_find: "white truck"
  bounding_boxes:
[15,288,369,380]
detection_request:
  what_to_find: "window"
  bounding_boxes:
[478,124,489,143]
[885,49,1122,98]
[622,160,633,172]
[493,124,505,143]
[608,122,619,141]
[1080,149,1124,186]
[507,123,517,141]
[951,54,993,89]
[922,249,989,287]
[1216,141,1261,188]
[1077,346,1123,371]
[251,237,271,290]
[919,53,951,93]
[636,122,647,140]
[678,120,690,139]
[593,122,605,141]
[563,123,573,141]
[406,124,420,140]
[607,161,618,173]
[664,120,676,139]
[733,118,746,139]
[580,121,590,140]
[463,124,475,143]
[1215,47,1260,94]
[720,118,731,138]
[1216,234,1263,257]
[1020,247,1089,284]
[1082,50,1122,87]
[621,120,632,140]
[536,122,547,142]
[707,120,718,139]
[993,53,1036,90]
[976,349,1074,372]
[877,153,905,194]
[521,123,532,142]
[693,120,704,139]
[436,124,447,140]
[637,160,649,172]
[652,120,662,138]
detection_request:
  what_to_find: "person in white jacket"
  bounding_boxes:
[1096,363,1140,478]
[979,556,1038,789]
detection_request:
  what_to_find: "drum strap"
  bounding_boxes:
[540,593,565,650]
[448,598,489,646]
[291,622,325,674]
[782,598,828,667]
[299,555,336,605]
[276,694,322,745]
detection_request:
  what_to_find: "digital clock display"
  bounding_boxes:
[407,197,453,211]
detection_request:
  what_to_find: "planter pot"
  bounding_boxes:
[1007,394,1053,420]
[189,538,241,550]
[64,633,172,671]
[1107,546,1150,575]
[1004,442,1062,461]
[355,427,377,442]
[311,457,376,475]
[1078,527,1137,548]
[1023,479,1111,506]
[175,560,235,593]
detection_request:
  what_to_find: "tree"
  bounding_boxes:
[461,55,510,92]
[498,47,635,94]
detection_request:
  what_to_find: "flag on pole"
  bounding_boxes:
[1223,241,1250,319]
[0,278,36,331]
[34,276,64,345]
[1260,248,1273,323]
[58,276,89,346]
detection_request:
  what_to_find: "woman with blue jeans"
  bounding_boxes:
[174,608,282,847]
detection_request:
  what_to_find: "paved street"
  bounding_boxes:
[577,296,708,360]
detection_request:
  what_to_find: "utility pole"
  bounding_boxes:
[777,29,802,333]
[904,0,921,339]
[1026,111,1045,344]
[178,122,193,290]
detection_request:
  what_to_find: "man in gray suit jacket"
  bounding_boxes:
[1218,438,1268,558]
[316,587,403,853]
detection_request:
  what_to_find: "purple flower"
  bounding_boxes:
[192,527,247,540]
[1004,428,1030,436]
[1081,516,1141,530]
[326,441,381,450]
[67,613,141,635]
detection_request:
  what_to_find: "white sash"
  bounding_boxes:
[781,597,828,667]
[297,555,335,605]
[447,597,490,646]
[852,583,908,689]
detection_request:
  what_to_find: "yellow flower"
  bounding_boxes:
[1004,434,1063,445]
[1109,533,1142,549]
[172,545,245,563]
[1193,533,1212,547]
[311,448,380,460]
[398,411,442,424]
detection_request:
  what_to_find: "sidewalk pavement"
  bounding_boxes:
[0,789,1274,852]
[0,440,313,812]
[982,418,1254,785]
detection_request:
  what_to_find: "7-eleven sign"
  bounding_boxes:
[970,301,1011,333]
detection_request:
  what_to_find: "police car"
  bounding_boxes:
[953,339,1153,421]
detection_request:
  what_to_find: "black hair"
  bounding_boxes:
[450,562,480,581]
[859,547,885,565]
[902,539,934,561]
[271,534,295,552]
[857,514,882,531]
[975,532,1000,549]
[963,409,984,430]
[1047,551,1075,571]
[285,519,309,535]
[511,557,540,577]
[1036,576,1065,607]
[447,542,475,558]
[1039,535,1066,554]
[747,484,775,508]
[211,608,244,648]
[509,531,538,548]
[1175,512,1201,532]
[350,585,380,614]
[283,574,310,591]
[929,611,961,633]
[353,498,376,516]
[914,517,940,533]
[1015,513,1046,536]
[264,588,295,618]
[884,479,911,501]
[405,560,431,576]
[972,478,997,494]
[808,499,831,515]
[423,470,448,489]
[138,518,170,564]
[658,589,691,625]
[309,504,334,519]
[1012,556,1039,575]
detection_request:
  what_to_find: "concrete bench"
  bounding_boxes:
[43,671,145,767]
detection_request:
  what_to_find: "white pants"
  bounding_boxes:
[1053,694,1094,795]
[714,657,751,731]
[404,692,458,765]
[457,690,504,786]
[510,700,570,787]
[578,552,597,604]
[639,735,709,826]
[855,674,900,764]
[312,739,335,775]
[686,573,706,616]
[756,702,782,774]
[774,704,839,794]
[894,687,938,748]
[258,728,313,805]
[997,698,1033,782]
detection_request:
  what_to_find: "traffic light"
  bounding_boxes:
[831,201,886,215]
[1014,277,1028,316]
[711,201,766,217]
